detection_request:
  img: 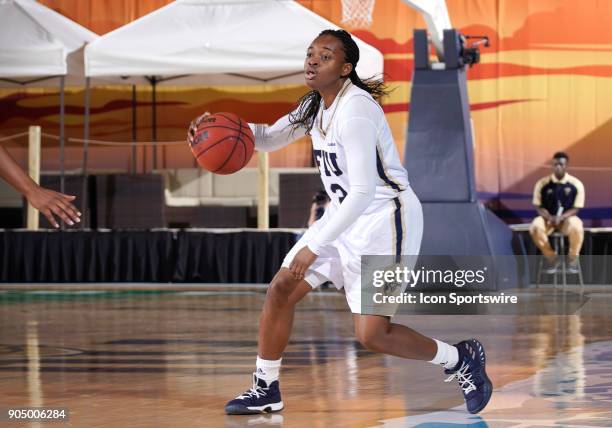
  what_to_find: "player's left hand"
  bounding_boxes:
[289,246,318,280]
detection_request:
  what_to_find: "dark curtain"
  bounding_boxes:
[0,230,297,283]
[3,229,609,284]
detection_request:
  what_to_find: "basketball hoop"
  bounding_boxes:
[341,0,376,29]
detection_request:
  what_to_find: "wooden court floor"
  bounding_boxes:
[1,287,611,427]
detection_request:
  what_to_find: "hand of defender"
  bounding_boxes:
[26,186,81,228]
[289,246,318,280]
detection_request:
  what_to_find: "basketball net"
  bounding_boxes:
[341,0,376,29]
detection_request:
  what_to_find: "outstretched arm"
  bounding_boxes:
[189,112,306,153]
[249,113,307,152]
[0,145,81,228]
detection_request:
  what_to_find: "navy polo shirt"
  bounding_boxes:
[532,173,585,214]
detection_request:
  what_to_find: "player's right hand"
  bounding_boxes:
[188,111,211,145]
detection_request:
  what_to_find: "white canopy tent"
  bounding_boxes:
[0,0,98,195]
[84,0,385,169]
[84,0,383,85]
[0,0,97,86]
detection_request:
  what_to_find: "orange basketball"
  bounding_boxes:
[188,112,255,175]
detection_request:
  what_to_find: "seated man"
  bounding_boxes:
[529,152,585,273]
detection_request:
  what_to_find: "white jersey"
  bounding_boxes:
[250,79,412,255]
[310,80,409,209]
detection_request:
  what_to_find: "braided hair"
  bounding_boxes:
[289,29,388,134]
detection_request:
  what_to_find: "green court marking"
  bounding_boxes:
[0,289,178,303]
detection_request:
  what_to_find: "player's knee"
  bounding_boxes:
[266,272,297,307]
[356,326,386,352]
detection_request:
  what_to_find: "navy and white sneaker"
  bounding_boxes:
[225,374,284,415]
[444,338,493,414]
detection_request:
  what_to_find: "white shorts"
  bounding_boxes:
[282,187,423,315]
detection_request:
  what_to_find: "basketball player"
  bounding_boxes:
[0,144,80,228]
[218,30,491,415]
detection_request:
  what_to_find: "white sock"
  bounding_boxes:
[429,339,459,370]
[256,356,282,383]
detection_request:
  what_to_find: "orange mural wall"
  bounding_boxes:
[1,0,612,224]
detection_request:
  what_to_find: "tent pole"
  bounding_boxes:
[81,77,90,228]
[59,76,65,196]
[151,77,157,171]
[131,85,137,174]
[143,141,147,173]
